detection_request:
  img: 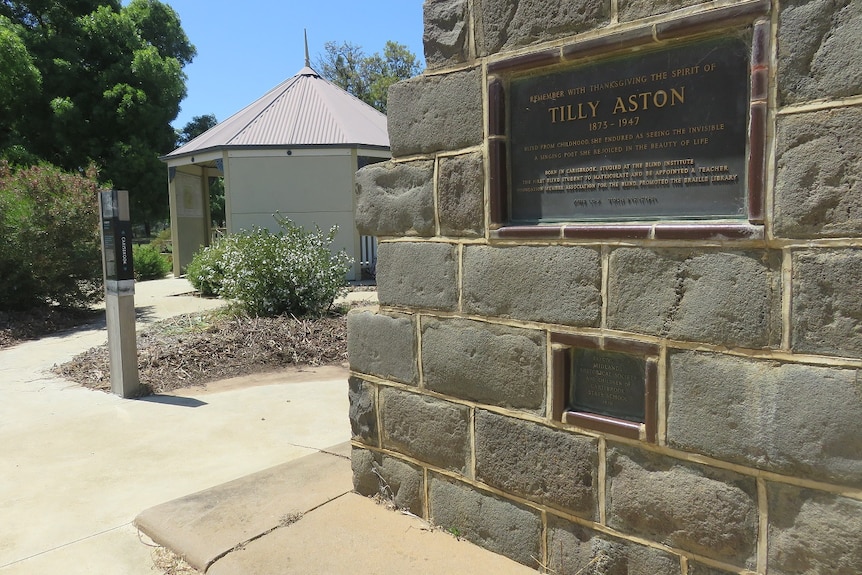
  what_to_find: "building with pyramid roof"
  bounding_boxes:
[162,64,389,280]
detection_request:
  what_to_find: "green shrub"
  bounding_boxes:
[185,240,227,297]
[150,227,173,253]
[185,215,352,316]
[132,243,171,281]
[0,161,102,310]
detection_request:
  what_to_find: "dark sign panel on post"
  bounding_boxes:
[100,190,134,281]
[508,35,750,223]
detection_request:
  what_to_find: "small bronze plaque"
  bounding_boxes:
[569,349,645,423]
[509,35,750,222]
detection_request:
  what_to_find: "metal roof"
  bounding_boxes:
[164,66,389,159]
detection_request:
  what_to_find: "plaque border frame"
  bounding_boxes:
[551,332,659,443]
[487,2,770,238]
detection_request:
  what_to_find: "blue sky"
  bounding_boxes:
[163,1,426,129]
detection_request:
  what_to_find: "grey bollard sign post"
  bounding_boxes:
[99,190,141,398]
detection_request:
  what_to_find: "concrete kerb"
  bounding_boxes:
[135,442,537,575]
[134,443,355,572]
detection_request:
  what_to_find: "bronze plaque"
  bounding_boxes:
[569,349,645,423]
[509,35,750,222]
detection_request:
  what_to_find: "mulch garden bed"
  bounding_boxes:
[0,307,102,350]
[52,310,348,395]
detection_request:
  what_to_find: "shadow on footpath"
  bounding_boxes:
[137,395,207,408]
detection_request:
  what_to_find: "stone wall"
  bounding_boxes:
[349,0,862,573]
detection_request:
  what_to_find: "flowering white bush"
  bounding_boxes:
[185,241,228,297]
[186,216,352,317]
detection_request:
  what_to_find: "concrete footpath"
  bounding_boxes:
[0,277,535,574]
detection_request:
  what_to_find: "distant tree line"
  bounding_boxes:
[315,40,422,113]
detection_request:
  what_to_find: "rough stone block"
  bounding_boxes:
[424,0,470,70]
[379,388,470,474]
[347,310,417,384]
[606,445,757,567]
[476,0,610,56]
[792,249,862,358]
[607,248,781,348]
[428,474,542,566]
[375,242,458,311]
[618,0,706,22]
[438,152,484,237]
[422,317,546,412]
[351,446,379,495]
[668,351,862,486]
[688,563,737,575]
[547,515,682,575]
[774,108,862,238]
[388,68,483,157]
[348,377,377,446]
[355,160,435,237]
[475,410,597,518]
[370,455,424,517]
[768,483,862,575]
[778,0,862,105]
[463,245,601,326]
[350,447,424,517]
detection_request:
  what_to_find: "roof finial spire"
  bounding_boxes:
[304,29,310,68]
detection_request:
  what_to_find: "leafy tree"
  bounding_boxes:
[366,42,422,112]
[316,40,421,113]
[176,113,217,146]
[316,41,368,104]
[208,176,226,228]
[125,0,195,65]
[0,16,40,151]
[0,0,195,234]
